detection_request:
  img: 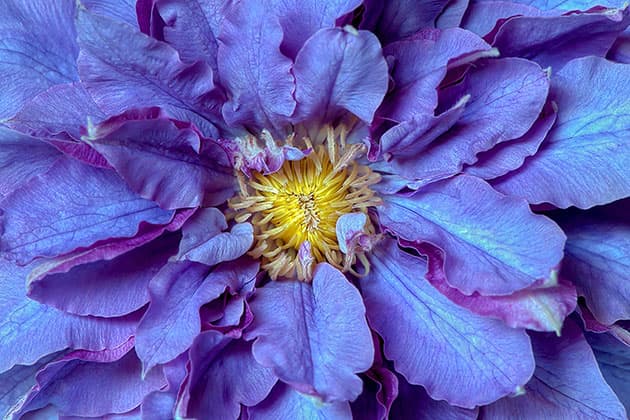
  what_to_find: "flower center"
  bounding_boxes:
[229,127,381,281]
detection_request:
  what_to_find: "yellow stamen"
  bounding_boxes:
[229,127,381,281]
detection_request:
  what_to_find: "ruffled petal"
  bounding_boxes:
[361,239,534,407]
[292,27,389,124]
[492,57,630,209]
[481,321,627,419]
[244,264,373,402]
[378,175,565,295]
[0,0,79,119]
[0,157,174,265]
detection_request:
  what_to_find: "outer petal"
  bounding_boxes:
[292,27,388,124]
[76,9,222,135]
[556,203,630,325]
[0,127,61,199]
[420,242,576,333]
[88,111,234,209]
[586,332,630,412]
[27,232,180,317]
[248,383,352,420]
[217,0,295,134]
[361,239,534,407]
[244,264,374,402]
[0,157,173,265]
[83,0,139,27]
[390,378,478,419]
[481,321,627,419]
[0,260,138,374]
[7,82,105,139]
[182,333,277,419]
[492,57,630,209]
[378,175,565,295]
[492,9,630,70]
[10,345,166,419]
[380,28,490,121]
[389,58,548,183]
[136,258,259,373]
[0,0,79,119]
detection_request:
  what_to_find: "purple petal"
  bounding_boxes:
[609,29,630,64]
[0,127,61,199]
[244,264,373,402]
[492,57,630,209]
[157,0,227,72]
[248,383,352,420]
[0,260,139,374]
[380,28,489,121]
[556,203,630,325]
[378,175,565,295]
[182,332,277,419]
[481,320,627,419]
[361,239,535,407]
[390,378,478,419]
[336,213,368,254]
[136,258,259,373]
[420,242,576,332]
[586,331,630,412]
[0,0,79,119]
[511,0,626,11]
[11,344,166,418]
[217,0,295,134]
[461,1,545,38]
[400,57,548,183]
[436,0,469,28]
[76,9,222,135]
[464,100,557,180]
[362,0,451,43]
[0,157,174,265]
[88,111,234,209]
[292,27,388,124]
[7,83,105,139]
[272,0,361,58]
[27,232,180,317]
[492,9,630,70]
[83,0,139,27]
[140,355,189,420]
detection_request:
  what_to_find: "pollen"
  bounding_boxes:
[229,126,381,281]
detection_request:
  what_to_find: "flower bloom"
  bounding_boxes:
[0,0,629,419]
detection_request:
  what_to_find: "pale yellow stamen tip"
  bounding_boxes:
[229,127,380,281]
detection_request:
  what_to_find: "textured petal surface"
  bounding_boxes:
[361,239,535,407]
[511,0,626,10]
[420,242,576,332]
[492,57,630,208]
[89,111,234,209]
[11,346,166,418]
[587,332,630,412]
[77,9,221,134]
[390,378,478,419]
[379,175,565,295]
[557,204,630,325]
[0,260,138,374]
[292,27,389,124]
[461,1,544,38]
[248,383,352,420]
[0,0,78,119]
[244,264,373,402]
[83,0,139,27]
[0,157,173,265]
[0,127,61,199]
[184,333,277,419]
[136,259,258,373]
[217,0,295,133]
[380,28,489,121]
[492,9,630,70]
[27,232,180,317]
[481,321,627,419]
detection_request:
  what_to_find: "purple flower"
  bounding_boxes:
[1,0,628,418]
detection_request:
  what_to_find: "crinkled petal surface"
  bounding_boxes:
[292,27,389,124]
[492,57,630,209]
[244,263,373,402]
[481,321,627,419]
[0,0,79,119]
[361,239,535,408]
[378,175,565,295]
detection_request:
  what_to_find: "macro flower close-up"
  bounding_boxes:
[0,0,629,418]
